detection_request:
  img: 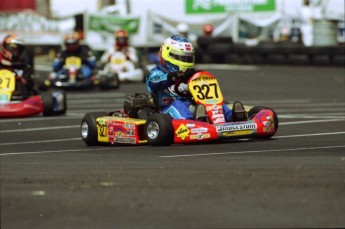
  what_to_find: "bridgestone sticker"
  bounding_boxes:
[216,124,257,132]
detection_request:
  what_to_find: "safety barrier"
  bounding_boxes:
[195,37,345,66]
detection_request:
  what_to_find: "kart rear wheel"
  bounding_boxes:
[42,91,54,116]
[81,112,108,146]
[111,73,120,89]
[99,73,120,90]
[42,90,67,116]
[248,106,279,139]
[145,113,174,146]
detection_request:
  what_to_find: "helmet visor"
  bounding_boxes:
[116,37,128,45]
[4,42,24,58]
[170,52,194,63]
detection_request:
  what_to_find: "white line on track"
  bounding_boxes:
[0,114,82,123]
[2,118,343,134]
[160,145,345,158]
[274,131,345,138]
[279,119,345,125]
[0,125,79,133]
[0,138,81,146]
[278,114,345,119]
[1,131,345,149]
[0,146,142,156]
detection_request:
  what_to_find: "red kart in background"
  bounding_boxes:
[81,71,278,146]
[0,69,66,118]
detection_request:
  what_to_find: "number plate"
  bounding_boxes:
[65,56,81,68]
[188,72,223,105]
[0,69,15,90]
[0,69,16,103]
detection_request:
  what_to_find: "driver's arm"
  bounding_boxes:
[147,69,180,92]
[82,50,96,69]
[52,52,64,72]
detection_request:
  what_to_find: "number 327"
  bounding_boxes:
[193,83,219,100]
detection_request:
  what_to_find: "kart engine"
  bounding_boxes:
[123,93,154,118]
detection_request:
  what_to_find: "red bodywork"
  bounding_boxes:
[171,109,276,144]
[0,95,43,117]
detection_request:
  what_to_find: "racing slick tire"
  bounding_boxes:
[42,91,54,116]
[248,106,279,139]
[99,73,120,90]
[81,112,108,146]
[42,90,67,116]
[145,113,174,146]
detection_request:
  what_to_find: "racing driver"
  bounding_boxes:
[146,35,246,122]
[52,32,96,80]
[100,28,139,65]
[0,34,37,100]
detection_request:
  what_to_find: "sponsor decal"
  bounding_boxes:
[216,124,257,132]
[111,121,123,126]
[124,123,135,129]
[114,137,136,144]
[175,124,190,140]
[212,109,222,115]
[114,131,125,136]
[88,14,139,34]
[263,115,275,133]
[186,0,276,14]
[186,123,195,128]
[212,113,225,119]
[192,76,214,82]
[222,130,254,137]
[97,119,106,124]
[191,127,208,133]
[126,129,135,136]
[190,133,211,140]
[185,43,192,51]
[206,105,222,112]
[215,117,226,123]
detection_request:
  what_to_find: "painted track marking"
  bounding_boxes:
[1,118,343,133]
[1,131,345,146]
[160,145,345,158]
[0,125,79,133]
[0,146,144,156]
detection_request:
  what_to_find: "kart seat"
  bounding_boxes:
[232,101,247,121]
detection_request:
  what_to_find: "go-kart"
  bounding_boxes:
[98,51,146,82]
[80,71,278,146]
[0,69,66,118]
[43,56,120,90]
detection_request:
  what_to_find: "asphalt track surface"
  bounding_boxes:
[1,64,345,229]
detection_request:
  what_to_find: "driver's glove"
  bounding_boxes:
[177,82,188,94]
[167,71,184,83]
[184,68,196,78]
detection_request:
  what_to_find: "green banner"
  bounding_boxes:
[186,0,276,14]
[88,14,140,34]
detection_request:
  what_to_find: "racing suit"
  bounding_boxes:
[100,46,138,66]
[52,46,96,79]
[0,56,36,100]
[146,64,232,121]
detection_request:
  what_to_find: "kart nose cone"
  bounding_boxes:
[147,121,159,139]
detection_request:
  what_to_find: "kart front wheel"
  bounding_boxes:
[248,106,279,139]
[145,113,174,146]
[81,112,108,146]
